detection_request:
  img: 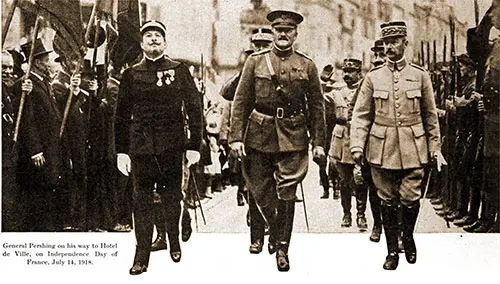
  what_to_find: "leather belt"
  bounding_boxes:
[374,115,422,127]
[254,105,303,118]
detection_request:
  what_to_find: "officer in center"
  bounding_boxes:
[229,10,326,272]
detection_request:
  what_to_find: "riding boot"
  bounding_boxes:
[381,202,400,270]
[401,202,420,264]
[249,194,265,253]
[151,205,168,251]
[165,199,182,262]
[276,199,295,272]
[369,188,382,242]
[259,205,277,254]
[181,204,192,242]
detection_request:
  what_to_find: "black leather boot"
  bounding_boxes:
[401,202,420,264]
[381,202,400,270]
[166,200,182,263]
[275,200,295,272]
[181,204,192,242]
[151,204,168,251]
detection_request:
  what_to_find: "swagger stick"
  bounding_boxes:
[299,182,310,232]
[415,168,434,232]
[13,11,41,143]
[190,167,207,225]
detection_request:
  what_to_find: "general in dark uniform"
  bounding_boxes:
[229,10,326,272]
[114,21,202,275]
[350,22,445,270]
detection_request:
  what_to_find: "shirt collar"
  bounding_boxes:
[387,56,407,72]
[272,44,294,58]
[144,53,165,62]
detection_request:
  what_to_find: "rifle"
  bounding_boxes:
[421,41,425,66]
[427,41,430,70]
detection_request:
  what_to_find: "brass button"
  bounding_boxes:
[397,112,401,117]
[394,87,399,91]
[395,103,400,108]
[281,70,286,74]
[281,58,285,61]
[398,121,402,125]
[395,96,399,100]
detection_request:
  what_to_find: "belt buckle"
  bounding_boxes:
[276,107,284,118]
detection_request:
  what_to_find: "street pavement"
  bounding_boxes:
[192,156,463,234]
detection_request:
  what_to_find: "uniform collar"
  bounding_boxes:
[134,54,180,71]
[272,44,294,58]
[387,56,407,72]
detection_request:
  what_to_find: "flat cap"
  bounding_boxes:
[380,21,407,39]
[267,10,303,28]
[343,58,362,70]
[140,20,167,37]
[370,39,384,52]
[251,28,273,43]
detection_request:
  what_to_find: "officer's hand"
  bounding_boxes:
[21,79,33,94]
[70,74,81,95]
[353,164,364,185]
[470,91,483,101]
[230,141,246,158]
[454,96,472,107]
[352,151,364,166]
[31,153,45,168]
[312,146,326,166]
[186,150,201,168]
[117,153,131,176]
[430,151,447,172]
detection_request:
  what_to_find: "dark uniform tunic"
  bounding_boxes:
[115,55,202,266]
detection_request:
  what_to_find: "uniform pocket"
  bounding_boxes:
[366,124,387,166]
[330,126,344,161]
[373,90,389,114]
[410,124,428,164]
[254,74,273,98]
[406,89,422,113]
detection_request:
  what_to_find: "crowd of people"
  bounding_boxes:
[2,1,499,276]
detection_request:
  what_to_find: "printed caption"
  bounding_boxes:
[2,242,119,267]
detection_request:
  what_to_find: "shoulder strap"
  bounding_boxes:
[264,53,281,91]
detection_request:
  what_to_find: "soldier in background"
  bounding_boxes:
[328,58,367,230]
[229,10,325,271]
[350,21,445,270]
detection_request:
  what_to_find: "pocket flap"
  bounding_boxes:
[406,89,422,98]
[255,73,272,80]
[248,110,265,125]
[333,126,344,138]
[410,124,426,137]
[290,69,309,81]
[370,124,387,139]
[373,90,389,99]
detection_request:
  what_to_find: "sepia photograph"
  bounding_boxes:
[1,0,499,282]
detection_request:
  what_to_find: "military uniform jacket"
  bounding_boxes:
[328,82,360,164]
[229,47,325,152]
[115,56,202,155]
[350,57,441,170]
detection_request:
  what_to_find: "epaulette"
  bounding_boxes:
[410,63,426,72]
[295,50,312,60]
[368,64,385,72]
[250,49,271,56]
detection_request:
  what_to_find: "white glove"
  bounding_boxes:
[186,150,201,168]
[117,153,131,176]
[431,151,448,172]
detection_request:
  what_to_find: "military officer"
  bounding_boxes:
[229,10,326,272]
[328,58,368,230]
[115,20,203,275]
[350,21,445,270]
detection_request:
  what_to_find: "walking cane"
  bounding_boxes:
[190,167,207,225]
[415,168,441,232]
[299,182,310,232]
